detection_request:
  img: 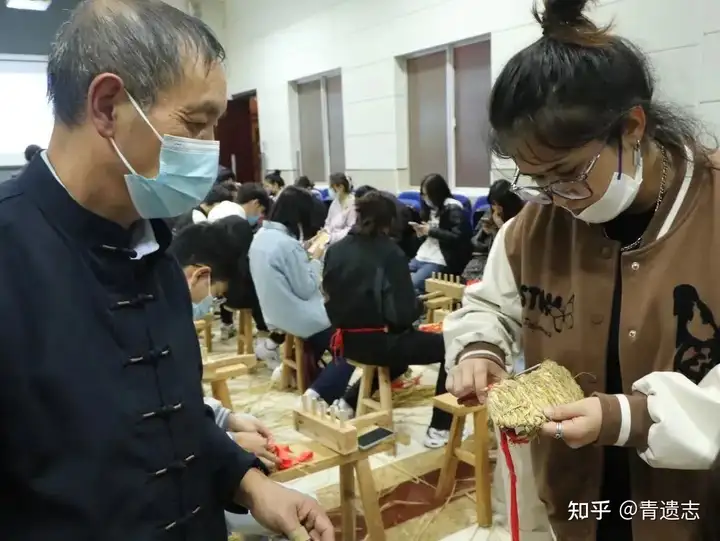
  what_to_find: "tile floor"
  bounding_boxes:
[205,332,510,541]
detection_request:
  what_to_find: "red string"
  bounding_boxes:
[329,327,386,358]
[499,430,521,541]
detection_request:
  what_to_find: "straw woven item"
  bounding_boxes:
[487,360,584,439]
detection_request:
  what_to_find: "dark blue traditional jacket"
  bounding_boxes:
[0,157,261,540]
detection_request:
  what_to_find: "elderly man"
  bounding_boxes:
[0,1,332,540]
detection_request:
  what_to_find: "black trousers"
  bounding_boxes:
[311,329,452,430]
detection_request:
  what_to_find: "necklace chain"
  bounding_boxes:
[612,146,669,253]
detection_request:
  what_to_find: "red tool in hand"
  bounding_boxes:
[269,444,314,471]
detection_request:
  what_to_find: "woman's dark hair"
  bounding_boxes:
[489,0,715,167]
[236,182,271,212]
[355,191,397,237]
[354,185,378,199]
[265,170,285,188]
[268,185,317,239]
[487,179,525,220]
[420,173,452,210]
[24,144,42,162]
[216,165,236,183]
[329,172,352,193]
[203,183,234,206]
[294,176,314,190]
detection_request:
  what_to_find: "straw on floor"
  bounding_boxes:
[487,360,584,439]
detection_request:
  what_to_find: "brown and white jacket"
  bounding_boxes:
[444,152,720,541]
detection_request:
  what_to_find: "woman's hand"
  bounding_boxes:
[539,397,602,449]
[233,432,282,470]
[410,222,430,237]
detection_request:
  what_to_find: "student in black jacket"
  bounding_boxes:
[320,191,453,447]
[408,173,472,293]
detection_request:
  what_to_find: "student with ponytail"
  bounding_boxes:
[443,1,719,540]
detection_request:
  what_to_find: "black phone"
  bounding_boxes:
[357,427,395,450]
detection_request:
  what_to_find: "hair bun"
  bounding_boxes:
[534,0,610,46]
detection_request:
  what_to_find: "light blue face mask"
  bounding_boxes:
[111,93,220,219]
[247,215,259,226]
[327,188,336,201]
[192,275,214,320]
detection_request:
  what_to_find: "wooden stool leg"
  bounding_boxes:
[210,380,232,409]
[204,315,213,352]
[473,409,492,527]
[281,338,294,390]
[377,367,396,455]
[356,366,376,417]
[435,415,466,500]
[244,312,254,354]
[295,337,306,393]
[354,459,386,541]
[340,463,357,541]
[236,311,244,354]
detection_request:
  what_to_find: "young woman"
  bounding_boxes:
[319,191,453,447]
[323,172,356,246]
[444,1,720,541]
[462,179,524,282]
[409,173,472,294]
[248,186,350,390]
[294,175,315,190]
[263,170,285,198]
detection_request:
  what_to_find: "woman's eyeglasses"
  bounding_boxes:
[511,150,602,204]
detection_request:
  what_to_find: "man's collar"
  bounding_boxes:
[40,151,160,259]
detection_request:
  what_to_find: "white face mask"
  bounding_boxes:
[576,145,643,224]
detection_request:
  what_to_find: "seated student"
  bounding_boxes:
[354,185,420,260]
[462,179,524,282]
[263,170,285,199]
[172,183,234,233]
[205,184,271,340]
[294,175,314,190]
[319,191,454,447]
[249,186,350,395]
[322,172,356,247]
[208,182,270,226]
[168,225,317,539]
[409,173,472,294]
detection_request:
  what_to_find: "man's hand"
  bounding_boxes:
[233,432,281,470]
[237,469,334,541]
[446,355,508,405]
[228,413,273,440]
[539,397,602,449]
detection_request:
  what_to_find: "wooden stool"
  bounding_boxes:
[281,335,307,392]
[433,393,492,527]
[236,309,254,355]
[194,315,213,353]
[202,354,256,409]
[424,296,454,323]
[347,362,395,456]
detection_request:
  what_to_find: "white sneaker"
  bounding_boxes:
[255,338,281,368]
[220,324,237,341]
[424,427,451,449]
[330,398,355,420]
[271,365,296,387]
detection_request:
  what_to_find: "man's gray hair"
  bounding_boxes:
[47,0,225,126]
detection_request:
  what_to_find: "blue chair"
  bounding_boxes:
[398,191,421,203]
[398,197,421,211]
[311,189,323,200]
[319,188,330,201]
[471,196,491,229]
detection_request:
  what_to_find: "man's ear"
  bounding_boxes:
[86,73,125,139]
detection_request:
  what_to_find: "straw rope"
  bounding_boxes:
[487,360,584,439]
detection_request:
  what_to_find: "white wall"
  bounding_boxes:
[221,0,720,192]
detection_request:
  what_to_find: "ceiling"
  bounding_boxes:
[0,0,81,56]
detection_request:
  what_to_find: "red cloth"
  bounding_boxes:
[270,444,314,471]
